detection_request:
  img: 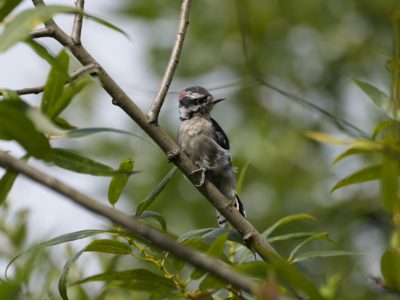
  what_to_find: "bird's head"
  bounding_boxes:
[178,86,224,120]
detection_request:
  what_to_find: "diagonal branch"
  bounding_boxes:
[26,2,325,298]
[147,0,192,123]
[0,150,259,295]
[0,64,99,96]
[30,0,279,263]
[71,0,85,44]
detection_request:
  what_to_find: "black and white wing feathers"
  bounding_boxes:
[211,118,230,150]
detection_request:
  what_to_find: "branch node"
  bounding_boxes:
[167,148,180,162]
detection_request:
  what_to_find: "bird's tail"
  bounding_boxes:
[216,194,246,227]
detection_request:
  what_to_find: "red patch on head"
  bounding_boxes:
[179,90,186,101]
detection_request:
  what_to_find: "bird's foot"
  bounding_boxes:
[190,168,206,187]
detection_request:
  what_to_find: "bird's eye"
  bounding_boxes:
[196,96,207,104]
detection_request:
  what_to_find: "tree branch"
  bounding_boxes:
[30,27,53,39]
[71,0,84,44]
[30,0,279,263]
[146,0,192,123]
[25,1,325,297]
[0,150,259,295]
[0,64,99,96]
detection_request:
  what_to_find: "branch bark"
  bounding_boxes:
[147,0,192,123]
[0,64,99,96]
[30,0,279,263]
[71,0,84,44]
[30,27,53,39]
[0,150,259,295]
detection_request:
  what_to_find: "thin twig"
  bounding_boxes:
[30,27,53,39]
[71,0,85,44]
[147,0,192,123]
[0,64,99,96]
[0,150,259,296]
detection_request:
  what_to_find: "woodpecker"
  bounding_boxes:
[177,86,246,227]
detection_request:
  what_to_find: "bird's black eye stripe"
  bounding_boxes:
[196,96,207,104]
[179,96,208,107]
[179,97,192,107]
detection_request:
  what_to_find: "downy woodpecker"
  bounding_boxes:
[177,86,246,227]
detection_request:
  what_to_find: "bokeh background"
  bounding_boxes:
[0,0,397,299]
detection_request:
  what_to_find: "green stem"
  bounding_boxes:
[391,5,400,125]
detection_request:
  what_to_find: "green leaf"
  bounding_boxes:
[267,232,323,243]
[381,155,399,212]
[41,49,70,116]
[262,214,316,238]
[0,100,52,161]
[305,131,348,145]
[108,157,134,206]
[372,120,398,140]
[207,232,228,258]
[288,232,333,263]
[182,238,210,253]
[6,229,116,277]
[58,249,84,300]
[26,108,68,136]
[0,168,18,206]
[0,280,21,300]
[234,261,270,278]
[24,39,61,70]
[333,147,376,164]
[84,239,132,254]
[72,268,176,293]
[0,0,22,22]
[331,164,381,192]
[0,5,128,53]
[237,162,250,194]
[199,273,226,291]
[0,88,22,100]
[188,232,229,280]
[52,148,135,176]
[53,116,77,130]
[202,227,242,244]
[178,228,215,242]
[50,77,92,118]
[136,166,177,216]
[352,78,392,117]
[291,250,361,263]
[381,249,400,289]
[78,269,176,295]
[272,259,324,299]
[138,211,167,232]
[65,127,135,138]
[0,154,29,205]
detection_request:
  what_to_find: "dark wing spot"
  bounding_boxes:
[211,118,230,150]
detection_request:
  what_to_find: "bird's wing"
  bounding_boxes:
[210,118,230,150]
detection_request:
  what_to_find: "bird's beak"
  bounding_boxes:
[210,98,225,105]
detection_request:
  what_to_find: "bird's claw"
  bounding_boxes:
[190,168,206,187]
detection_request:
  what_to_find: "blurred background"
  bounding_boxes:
[0,0,397,299]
